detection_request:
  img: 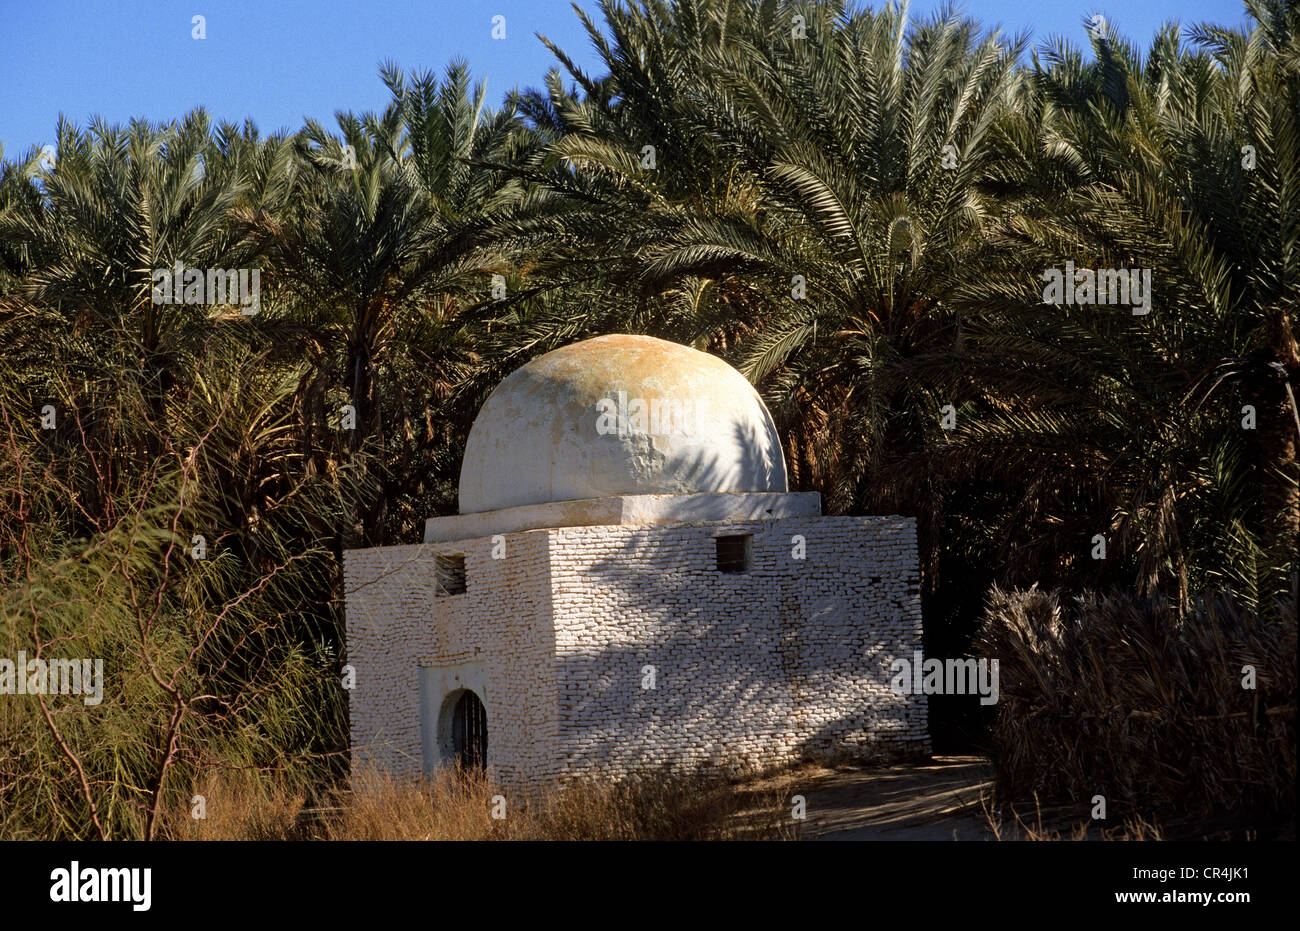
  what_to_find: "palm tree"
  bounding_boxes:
[269,61,527,544]
[513,0,1025,586]
[0,112,292,523]
[944,1,1298,608]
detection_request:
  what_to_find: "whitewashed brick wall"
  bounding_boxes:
[344,515,928,793]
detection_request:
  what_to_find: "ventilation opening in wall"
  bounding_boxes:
[716,534,752,573]
[436,554,467,596]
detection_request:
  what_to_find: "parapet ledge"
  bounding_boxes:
[423,492,822,544]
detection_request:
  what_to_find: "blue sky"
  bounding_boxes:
[0,0,1253,159]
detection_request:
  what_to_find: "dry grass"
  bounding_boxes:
[160,769,309,841]
[162,765,799,841]
[975,585,1297,838]
[981,790,1165,841]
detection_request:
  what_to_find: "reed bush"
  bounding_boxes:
[974,584,1296,835]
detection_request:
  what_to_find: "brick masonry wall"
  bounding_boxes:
[344,514,928,793]
[548,516,928,779]
[343,531,559,788]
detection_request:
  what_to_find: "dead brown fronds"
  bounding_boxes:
[974,584,1297,838]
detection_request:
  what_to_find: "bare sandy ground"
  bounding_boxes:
[742,754,995,841]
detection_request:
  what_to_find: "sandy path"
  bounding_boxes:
[740,754,994,841]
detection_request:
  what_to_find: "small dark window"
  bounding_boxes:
[716,534,752,573]
[436,554,466,596]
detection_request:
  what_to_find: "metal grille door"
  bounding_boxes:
[451,690,487,770]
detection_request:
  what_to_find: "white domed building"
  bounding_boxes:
[344,335,929,788]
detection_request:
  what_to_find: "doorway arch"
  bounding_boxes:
[440,688,488,770]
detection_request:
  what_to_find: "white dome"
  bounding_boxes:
[458,334,788,513]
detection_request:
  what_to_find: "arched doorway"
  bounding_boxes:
[448,689,487,770]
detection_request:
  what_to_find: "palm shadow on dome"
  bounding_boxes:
[731,410,787,493]
[458,398,788,512]
[594,415,786,509]
[591,417,784,497]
